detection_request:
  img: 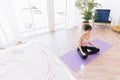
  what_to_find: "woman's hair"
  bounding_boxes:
[83,24,92,31]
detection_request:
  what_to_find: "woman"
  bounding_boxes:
[77,24,100,59]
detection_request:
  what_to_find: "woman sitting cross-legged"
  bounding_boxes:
[77,24,100,59]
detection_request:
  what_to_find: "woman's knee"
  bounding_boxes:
[89,48,100,55]
[96,48,100,53]
[93,48,100,54]
[77,47,80,51]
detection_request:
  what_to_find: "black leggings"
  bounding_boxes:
[77,46,100,59]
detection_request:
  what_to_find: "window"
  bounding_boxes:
[11,0,48,37]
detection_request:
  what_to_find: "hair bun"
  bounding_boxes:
[84,24,92,31]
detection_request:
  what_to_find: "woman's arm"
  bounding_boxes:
[78,38,86,56]
[88,41,99,49]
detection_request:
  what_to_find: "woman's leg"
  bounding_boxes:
[77,46,88,59]
[86,46,100,55]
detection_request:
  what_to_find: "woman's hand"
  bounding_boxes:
[95,46,100,49]
[89,41,100,49]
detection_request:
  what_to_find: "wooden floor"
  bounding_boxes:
[72,28,120,80]
[29,27,120,80]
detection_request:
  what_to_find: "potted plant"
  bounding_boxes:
[75,0,101,28]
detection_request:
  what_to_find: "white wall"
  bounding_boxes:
[75,8,82,27]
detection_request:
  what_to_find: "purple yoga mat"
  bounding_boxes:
[60,39,112,72]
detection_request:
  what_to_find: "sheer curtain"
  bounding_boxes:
[66,0,76,29]
[0,0,22,47]
[0,0,79,48]
[0,0,55,48]
[47,0,55,31]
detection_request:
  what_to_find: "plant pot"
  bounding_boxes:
[82,21,89,29]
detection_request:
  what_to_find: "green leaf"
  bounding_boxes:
[75,0,101,21]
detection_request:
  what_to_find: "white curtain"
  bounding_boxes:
[66,0,76,29]
[47,0,55,32]
[0,0,22,47]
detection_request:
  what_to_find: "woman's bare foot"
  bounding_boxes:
[81,52,86,56]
